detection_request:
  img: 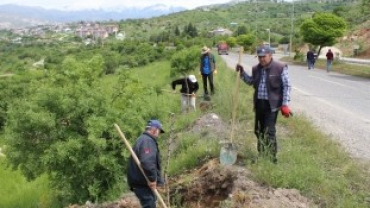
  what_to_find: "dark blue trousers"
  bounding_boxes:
[133,187,157,208]
[254,99,278,163]
[201,73,214,95]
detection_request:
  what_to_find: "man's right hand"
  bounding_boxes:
[281,105,291,118]
[148,181,157,190]
[236,64,244,74]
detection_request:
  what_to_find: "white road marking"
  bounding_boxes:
[308,75,358,90]
[292,86,369,123]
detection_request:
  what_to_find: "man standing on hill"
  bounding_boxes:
[172,75,199,113]
[200,46,216,97]
[235,46,292,163]
[127,120,165,208]
[326,49,334,73]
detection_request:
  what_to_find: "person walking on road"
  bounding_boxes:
[326,49,334,73]
[235,46,292,163]
[127,120,165,208]
[171,75,199,113]
[200,46,216,97]
[306,49,315,70]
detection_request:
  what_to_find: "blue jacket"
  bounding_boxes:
[200,53,215,75]
[127,132,163,188]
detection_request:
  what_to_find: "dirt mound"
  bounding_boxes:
[169,159,316,208]
[189,113,230,142]
[170,159,235,207]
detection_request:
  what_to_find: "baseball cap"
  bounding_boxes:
[188,75,197,83]
[147,119,165,133]
[257,46,272,56]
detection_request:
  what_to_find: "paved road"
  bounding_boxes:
[220,53,370,161]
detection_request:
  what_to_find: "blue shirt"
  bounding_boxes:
[201,56,211,74]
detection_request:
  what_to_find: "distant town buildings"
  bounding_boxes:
[75,23,119,39]
[209,27,233,36]
[9,22,120,44]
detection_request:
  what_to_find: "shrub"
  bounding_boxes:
[170,46,200,77]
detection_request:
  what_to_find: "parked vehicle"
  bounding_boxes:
[217,43,229,55]
[263,44,276,54]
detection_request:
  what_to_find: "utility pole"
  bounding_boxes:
[289,0,295,57]
[255,0,258,36]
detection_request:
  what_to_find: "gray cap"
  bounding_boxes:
[257,46,272,56]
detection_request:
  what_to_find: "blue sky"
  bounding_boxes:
[0,0,236,10]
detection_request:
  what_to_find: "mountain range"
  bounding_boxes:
[0,4,186,29]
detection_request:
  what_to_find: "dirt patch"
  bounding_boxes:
[169,159,235,207]
[66,194,140,208]
[66,113,315,208]
[189,113,229,141]
[169,159,316,208]
[337,23,370,58]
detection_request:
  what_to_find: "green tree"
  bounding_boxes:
[234,25,248,36]
[279,36,290,44]
[237,34,256,53]
[333,6,346,17]
[102,51,120,74]
[170,46,200,77]
[226,37,237,48]
[300,12,346,55]
[174,26,181,36]
[183,23,198,38]
[4,55,149,204]
[361,0,370,24]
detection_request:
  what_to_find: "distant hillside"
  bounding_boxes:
[0,4,186,29]
[117,0,361,43]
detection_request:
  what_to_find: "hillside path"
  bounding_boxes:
[220,52,370,161]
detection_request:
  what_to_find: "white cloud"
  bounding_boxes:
[0,0,235,10]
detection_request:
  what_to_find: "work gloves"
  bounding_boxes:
[236,64,244,74]
[281,105,291,118]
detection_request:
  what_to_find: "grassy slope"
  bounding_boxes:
[0,157,60,208]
